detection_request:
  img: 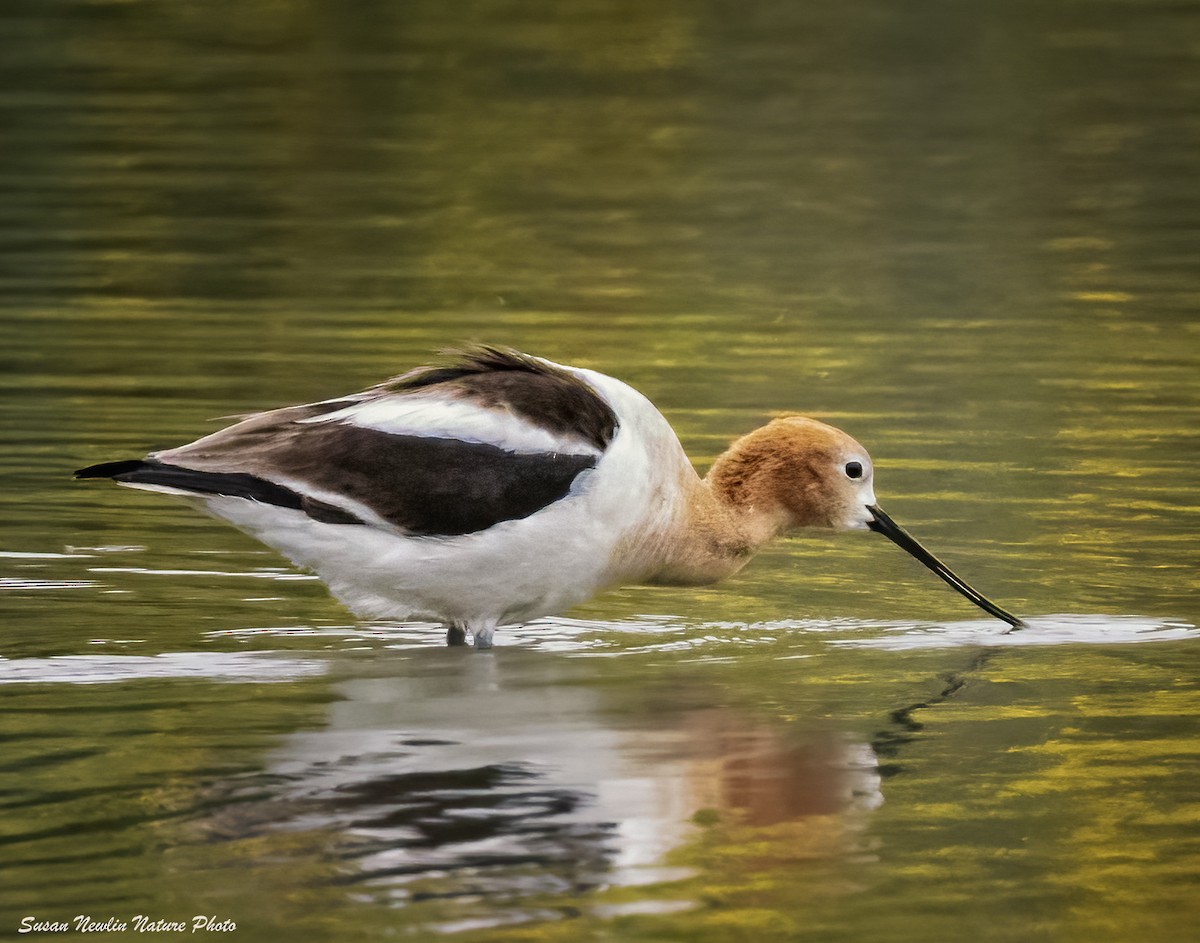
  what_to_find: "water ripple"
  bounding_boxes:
[0,652,328,685]
[0,577,100,591]
[205,613,1198,655]
[826,614,1197,651]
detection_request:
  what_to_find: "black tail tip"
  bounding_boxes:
[74,459,147,480]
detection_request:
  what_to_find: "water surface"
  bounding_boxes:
[2,1,1199,941]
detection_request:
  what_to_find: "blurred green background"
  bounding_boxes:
[2,1,1198,941]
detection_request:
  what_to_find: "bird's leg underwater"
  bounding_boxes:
[445,620,498,649]
[471,620,498,650]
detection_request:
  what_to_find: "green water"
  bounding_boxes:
[2,1,1199,940]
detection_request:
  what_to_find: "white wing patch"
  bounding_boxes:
[298,393,601,456]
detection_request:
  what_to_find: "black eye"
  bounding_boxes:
[845,461,863,480]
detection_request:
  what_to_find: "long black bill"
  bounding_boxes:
[866,504,1025,631]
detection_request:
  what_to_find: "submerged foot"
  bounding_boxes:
[472,622,497,650]
[446,621,496,649]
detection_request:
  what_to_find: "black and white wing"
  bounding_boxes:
[76,347,619,537]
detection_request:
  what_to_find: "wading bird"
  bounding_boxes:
[76,346,1023,647]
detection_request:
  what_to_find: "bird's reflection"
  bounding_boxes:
[672,712,881,827]
[204,650,881,903]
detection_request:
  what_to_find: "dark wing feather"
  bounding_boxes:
[76,434,595,536]
[383,346,617,451]
[277,428,597,536]
[74,459,365,525]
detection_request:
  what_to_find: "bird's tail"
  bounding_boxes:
[74,459,302,505]
[74,459,362,525]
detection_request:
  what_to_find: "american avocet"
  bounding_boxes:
[76,346,1023,647]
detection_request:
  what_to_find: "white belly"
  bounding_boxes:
[197,491,614,624]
